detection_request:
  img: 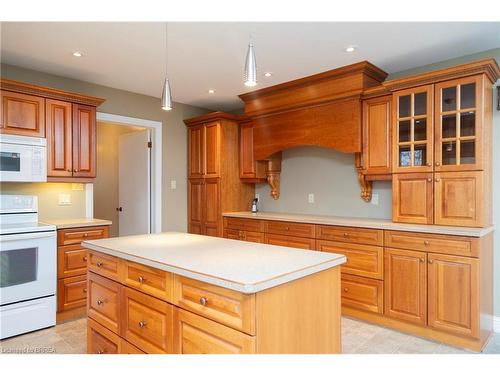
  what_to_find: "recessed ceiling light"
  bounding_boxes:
[264,72,272,77]
[208,89,216,94]
[72,51,83,57]
[345,46,356,53]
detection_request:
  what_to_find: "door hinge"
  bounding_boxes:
[147,141,152,148]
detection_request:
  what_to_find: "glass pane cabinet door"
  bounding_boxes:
[435,76,482,171]
[393,85,434,172]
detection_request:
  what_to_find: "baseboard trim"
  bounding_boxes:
[494,316,500,333]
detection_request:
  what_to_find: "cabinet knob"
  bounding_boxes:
[199,297,209,306]
[420,258,425,263]
[83,288,87,293]
[83,256,87,262]
[138,276,146,284]
[138,320,147,328]
[343,288,349,293]
[435,178,440,182]
[343,233,349,237]
[424,240,430,246]
[83,233,88,237]
[67,169,71,172]
[427,178,432,182]
[96,262,103,267]
[97,299,104,306]
[285,227,290,231]
[435,162,441,166]
[73,169,78,173]
[428,259,433,264]
[426,163,431,167]
[96,349,106,354]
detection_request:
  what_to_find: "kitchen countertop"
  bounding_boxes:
[42,218,112,229]
[82,232,346,294]
[222,211,493,237]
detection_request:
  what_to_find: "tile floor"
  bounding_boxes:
[0,317,499,354]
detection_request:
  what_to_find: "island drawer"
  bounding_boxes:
[173,276,255,335]
[174,308,255,354]
[264,220,315,238]
[341,274,383,314]
[223,217,264,232]
[317,240,383,280]
[57,275,87,312]
[316,225,383,246]
[384,231,477,257]
[224,229,264,243]
[58,226,109,246]
[87,318,122,354]
[88,272,122,334]
[265,233,316,250]
[123,261,173,303]
[57,245,88,279]
[88,250,123,281]
[121,287,174,354]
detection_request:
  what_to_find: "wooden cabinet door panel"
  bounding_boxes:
[88,250,122,282]
[239,121,266,180]
[384,248,427,326]
[428,253,479,338]
[265,233,316,250]
[0,91,45,137]
[46,99,72,176]
[121,287,173,353]
[204,121,220,178]
[87,272,121,333]
[241,231,264,243]
[434,171,484,227]
[72,104,96,178]
[341,274,383,314]
[392,173,434,224]
[362,95,391,175]
[223,217,264,232]
[174,308,255,354]
[264,220,315,238]
[87,318,122,354]
[316,225,383,246]
[188,179,204,234]
[57,245,87,278]
[57,275,87,312]
[58,226,109,246]
[188,125,204,178]
[203,178,220,236]
[123,260,173,303]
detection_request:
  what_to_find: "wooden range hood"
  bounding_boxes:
[238,61,388,199]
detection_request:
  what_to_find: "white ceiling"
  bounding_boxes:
[1,22,499,111]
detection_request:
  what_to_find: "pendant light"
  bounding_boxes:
[161,22,173,111]
[244,37,257,87]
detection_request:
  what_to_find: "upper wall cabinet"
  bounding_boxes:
[72,104,96,178]
[239,120,267,182]
[187,121,221,179]
[46,99,73,177]
[0,91,45,137]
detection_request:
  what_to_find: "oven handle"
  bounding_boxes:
[0,231,56,242]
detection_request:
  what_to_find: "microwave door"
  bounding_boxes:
[0,143,46,182]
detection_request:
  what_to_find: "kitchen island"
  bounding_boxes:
[82,232,346,354]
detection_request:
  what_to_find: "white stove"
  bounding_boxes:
[0,195,57,340]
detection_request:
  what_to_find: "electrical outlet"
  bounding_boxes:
[58,193,72,206]
[371,193,379,205]
[308,193,315,204]
[170,180,177,190]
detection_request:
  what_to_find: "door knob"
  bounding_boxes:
[116,207,123,212]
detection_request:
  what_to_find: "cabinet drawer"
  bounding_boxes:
[58,226,109,246]
[57,275,87,312]
[173,276,255,335]
[316,225,383,246]
[265,233,316,250]
[123,261,173,303]
[88,250,123,281]
[384,231,477,257]
[174,308,255,354]
[120,339,145,354]
[341,274,383,314]
[57,245,87,278]
[87,318,122,354]
[224,229,264,243]
[223,217,263,232]
[317,240,383,280]
[264,220,315,238]
[121,287,174,354]
[87,272,121,334]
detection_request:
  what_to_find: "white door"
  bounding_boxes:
[118,129,151,236]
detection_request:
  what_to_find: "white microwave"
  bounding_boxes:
[0,134,47,182]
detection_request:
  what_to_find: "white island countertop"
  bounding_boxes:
[82,232,346,294]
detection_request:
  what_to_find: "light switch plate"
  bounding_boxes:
[58,193,72,206]
[371,193,379,205]
[170,180,177,190]
[308,193,315,204]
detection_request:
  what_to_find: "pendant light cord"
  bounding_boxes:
[165,22,168,78]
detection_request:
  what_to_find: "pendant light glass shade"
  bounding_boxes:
[244,41,257,87]
[161,77,173,111]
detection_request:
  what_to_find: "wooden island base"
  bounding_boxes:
[86,249,342,354]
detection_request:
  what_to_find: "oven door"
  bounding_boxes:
[0,231,56,305]
[0,142,47,182]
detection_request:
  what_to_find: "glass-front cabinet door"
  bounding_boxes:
[434,75,483,171]
[392,85,434,173]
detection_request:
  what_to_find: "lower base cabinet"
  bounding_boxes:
[57,275,87,312]
[87,318,122,354]
[341,274,383,314]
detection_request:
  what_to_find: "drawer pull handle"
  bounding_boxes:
[138,276,146,284]
[97,299,104,306]
[96,262,103,267]
[199,297,209,306]
[83,256,88,262]
[343,288,349,292]
[424,241,430,246]
[96,349,106,354]
[138,320,147,328]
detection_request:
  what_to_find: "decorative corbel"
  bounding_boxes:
[266,152,282,200]
[354,153,372,202]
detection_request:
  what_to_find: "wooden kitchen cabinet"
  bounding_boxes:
[46,99,73,177]
[384,248,427,326]
[0,90,45,137]
[57,275,87,312]
[427,253,479,338]
[362,95,392,175]
[185,112,255,237]
[72,104,96,178]
[265,233,316,250]
[392,173,434,224]
[239,120,267,181]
